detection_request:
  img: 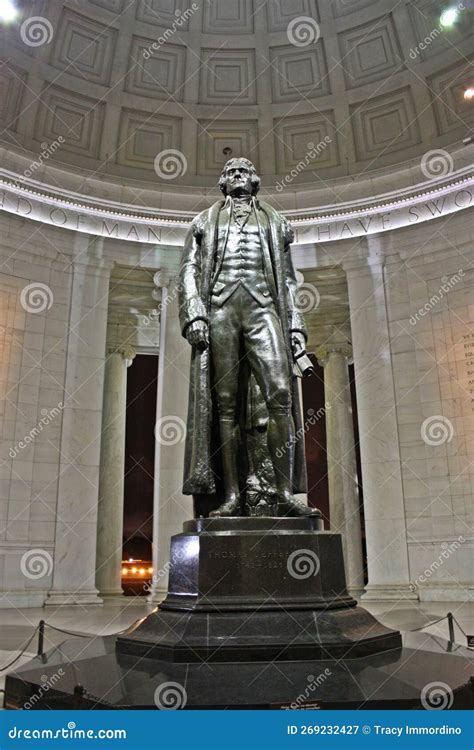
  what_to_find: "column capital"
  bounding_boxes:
[107,345,136,363]
[341,248,385,276]
[153,270,172,289]
[315,342,353,367]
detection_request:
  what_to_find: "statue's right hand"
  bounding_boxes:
[185,321,209,351]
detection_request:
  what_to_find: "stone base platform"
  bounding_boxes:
[5,632,473,709]
[115,517,401,662]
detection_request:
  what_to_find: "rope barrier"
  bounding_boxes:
[43,621,130,638]
[410,612,473,648]
[43,622,93,638]
[0,618,130,672]
[410,615,447,632]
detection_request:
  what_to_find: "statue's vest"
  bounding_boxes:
[211,209,274,308]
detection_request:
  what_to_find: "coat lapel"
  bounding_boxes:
[202,200,225,307]
[211,200,231,287]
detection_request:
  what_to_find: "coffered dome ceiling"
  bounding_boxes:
[1,0,473,190]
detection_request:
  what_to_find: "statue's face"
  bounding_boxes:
[223,161,254,196]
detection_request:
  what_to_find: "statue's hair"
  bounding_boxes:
[219,158,260,196]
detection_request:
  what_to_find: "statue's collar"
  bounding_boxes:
[223,195,259,210]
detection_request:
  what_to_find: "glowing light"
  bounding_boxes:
[0,0,18,22]
[121,567,127,575]
[148,567,153,573]
[139,568,145,575]
[439,7,459,27]
[131,567,137,574]
[464,88,474,100]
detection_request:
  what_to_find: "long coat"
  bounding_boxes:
[178,198,308,511]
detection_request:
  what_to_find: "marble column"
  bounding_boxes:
[315,343,365,597]
[46,239,113,606]
[95,346,135,598]
[148,274,192,602]
[343,247,417,601]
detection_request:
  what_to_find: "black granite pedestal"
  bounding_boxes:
[5,517,473,709]
[116,517,401,662]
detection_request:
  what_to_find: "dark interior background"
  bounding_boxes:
[123,354,158,561]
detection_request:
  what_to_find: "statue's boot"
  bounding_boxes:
[209,496,241,517]
[209,418,242,518]
[276,491,320,517]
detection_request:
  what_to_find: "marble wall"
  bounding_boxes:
[386,214,473,601]
[295,208,473,601]
[0,208,185,608]
[0,212,75,607]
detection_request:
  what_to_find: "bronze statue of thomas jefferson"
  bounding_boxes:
[178,158,317,518]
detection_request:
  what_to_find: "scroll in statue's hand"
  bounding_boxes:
[291,331,315,377]
[291,331,307,359]
[185,320,209,351]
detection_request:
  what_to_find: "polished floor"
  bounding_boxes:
[1,597,473,703]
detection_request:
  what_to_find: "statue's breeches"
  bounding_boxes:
[209,285,291,419]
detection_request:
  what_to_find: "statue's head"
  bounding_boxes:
[219,158,260,197]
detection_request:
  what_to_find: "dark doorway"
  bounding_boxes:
[123,354,158,562]
[349,362,367,581]
[301,355,329,525]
